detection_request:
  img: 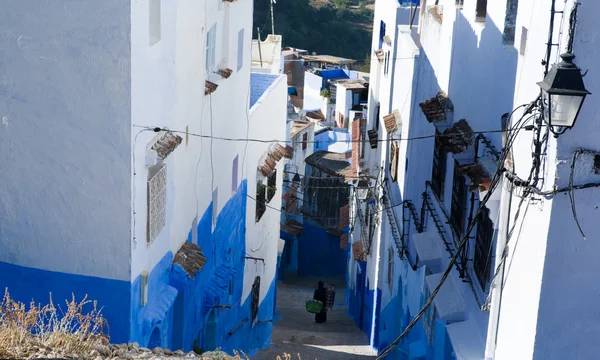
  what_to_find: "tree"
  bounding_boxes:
[359,53,371,72]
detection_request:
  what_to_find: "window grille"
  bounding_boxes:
[455,0,464,7]
[147,163,167,244]
[390,141,399,182]
[450,161,467,235]
[302,133,308,150]
[474,206,494,289]
[431,133,447,198]
[255,182,266,222]
[251,276,260,326]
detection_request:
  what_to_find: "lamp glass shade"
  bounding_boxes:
[546,92,586,128]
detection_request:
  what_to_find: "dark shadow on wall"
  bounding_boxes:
[402,6,519,230]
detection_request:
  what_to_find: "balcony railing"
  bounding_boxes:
[423,181,485,307]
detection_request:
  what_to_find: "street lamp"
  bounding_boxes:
[537,52,591,129]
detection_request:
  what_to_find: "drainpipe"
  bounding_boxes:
[484,174,513,360]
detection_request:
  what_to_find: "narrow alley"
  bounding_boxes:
[255,278,376,360]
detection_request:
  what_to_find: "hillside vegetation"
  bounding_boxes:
[253,0,374,61]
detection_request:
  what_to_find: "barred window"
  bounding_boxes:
[267,170,277,203]
[431,133,447,199]
[251,276,260,326]
[474,206,494,290]
[255,182,266,222]
[450,161,467,235]
[476,0,488,22]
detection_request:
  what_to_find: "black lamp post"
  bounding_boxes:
[537,52,591,129]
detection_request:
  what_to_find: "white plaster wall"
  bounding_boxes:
[0,0,132,280]
[303,72,327,111]
[335,88,352,126]
[495,1,600,359]
[289,124,315,208]
[251,35,282,74]
[244,74,287,303]
[130,0,255,280]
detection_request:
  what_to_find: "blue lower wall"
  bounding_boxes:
[2,179,276,355]
[129,180,275,354]
[0,261,131,343]
[369,268,456,360]
[297,221,347,277]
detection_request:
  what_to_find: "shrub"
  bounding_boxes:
[0,289,108,359]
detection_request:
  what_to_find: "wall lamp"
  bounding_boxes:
[537,52,591,132]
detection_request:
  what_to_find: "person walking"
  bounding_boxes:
[313,281,327,323]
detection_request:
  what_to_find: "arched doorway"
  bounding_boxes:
[148,327,161,349]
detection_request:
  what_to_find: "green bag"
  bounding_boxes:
[306,299,323,314]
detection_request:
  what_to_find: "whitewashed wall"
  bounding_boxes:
[0,0,132,281]
[494,1,600,359]
[244,74,287,302]
[303,72,328,112]
[130,0,254,280]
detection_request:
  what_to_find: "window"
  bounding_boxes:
[232,155,239,193]
[360,119,366,159]
[390,141,399,182]
[475,0,487,22]
[431,133,447,199]
[255,182,266,222]
[353,92,360,106]
[147,162,167,244]
[206,25,216,74]
[455,0,464,7]
[149,0,161,46]
[267,170,277,202]
[519,26,528,56]
[251,276,260,326]
[302,133,308,150]
[237,29,244,71]
[379,21,386,48]
[502,0,519,46]
[387,246,394,291]
[450,161,467,235]
[375,104,380,131]
[384,51,390,77]
[474,206,494,289]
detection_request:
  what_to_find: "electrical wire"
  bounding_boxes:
[133,124,526,145]
[568,149,595,240]
[376,111,529,359]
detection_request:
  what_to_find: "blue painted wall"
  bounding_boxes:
[2,180,276,356]
[297,221,347,277]
[0,262,131,343]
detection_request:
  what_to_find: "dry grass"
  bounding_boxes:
[0,288,108,359]
[0,289,305,359]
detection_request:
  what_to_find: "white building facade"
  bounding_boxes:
[0,0,286,355]
[348,0,600,359]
